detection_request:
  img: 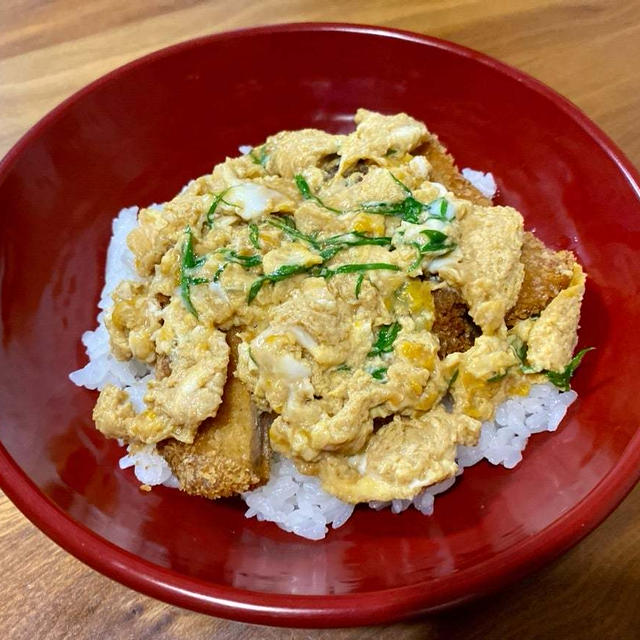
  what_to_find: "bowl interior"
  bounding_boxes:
[1,25,639,619]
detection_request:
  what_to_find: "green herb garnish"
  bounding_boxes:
[510,336,537,374]
[217,249,262,269]
[360,196,424,224]
[323,231,392,247]
[180,226,208,317]
[419,229,451,250]
[269,217,391,261]
[426,198,454,221]
[294,174,341,213]
[510,336,593,391]
[318,245,342,261]
[409,246,424,271]
[335,363,351,372]
[249,145,268,167]
[205,188,236,229]
[212,263,227,282]
[355,273,364,299]
[248,223,261,249]
[247,264,312,303]
[360,172,422,223]
[409,229,456,270]
[487,371,508,383]
[545,348,594,392]
[319,262,401,279]
[370,367,388,381]
[446,368,459,391]
[319,232,392,260]
[268,216,321,249]
[246,262,399,303]
[389,172,412,195]
[368,322,401,357]
[361,172,455,225]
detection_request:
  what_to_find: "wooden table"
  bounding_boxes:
[1,1,639,637]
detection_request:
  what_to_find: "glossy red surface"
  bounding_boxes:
[1,23,639,627]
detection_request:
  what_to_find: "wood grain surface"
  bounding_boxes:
[1,1,639,637]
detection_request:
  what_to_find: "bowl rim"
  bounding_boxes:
[1,21,639,628]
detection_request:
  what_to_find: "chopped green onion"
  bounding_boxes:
[409,229,456,270]
[247,264,312,303]
[181,226,205,270]
[268,216,320,249]
[275,215,296,229]
[248,223,261,249]
[212,263,227,282]
[323,231,392,247]
[314,262,400,279]
[355,273,364,299]
[426,198,455,222]
[389,171,412,196]
[247,279,266,304]
[269,218,392,262]
[335,363,351,372]
[360,174,455,225]
[217,249,262,268]
[247,261,399,303]
[487,371,508,383]
[509,336,593,388]
[510,336,537,374]
[420,229,449,247]
[319,232,392,261]
[409,246,424,271]
[294,174,315,200]
[205,188,236,229]
[360,196,423,224]
[368,322,401,357]
[360,172,422,223]
[545,347,594,391]
[446,368,459,391]
[318,245,342,261]
[370,367,388,381]
[249,145,268,167]
[180,226,208,317]
[327,262,400,277]
[294,174,341,213]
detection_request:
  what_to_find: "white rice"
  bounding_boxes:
[119,443,180,488]
[243,456,355,541]
[461,167,498,199]
[70,196,577,541]
[368,383,576,519]
[68,206,152,407]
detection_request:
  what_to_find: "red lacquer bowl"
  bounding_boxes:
[1,24,639,627]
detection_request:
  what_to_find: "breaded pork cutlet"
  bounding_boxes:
[432,287,481,358]
[420,137,492,207]
[422,136,487,356]
[506,232,575,327]
[159,331,270,499]
[424,134,576,351]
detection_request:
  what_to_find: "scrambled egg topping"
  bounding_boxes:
[93,109,586,503]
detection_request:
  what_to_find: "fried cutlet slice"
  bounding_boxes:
[422,136,575,329]
[420,137,488,356]
[159,331,270,499]
[420,136,492,206]
[505,232,576,327]
[432,287,481,357]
